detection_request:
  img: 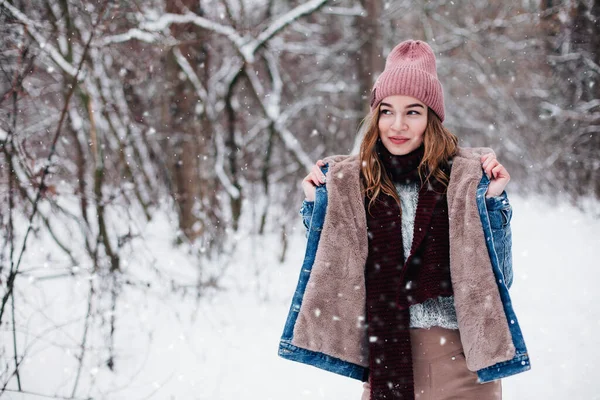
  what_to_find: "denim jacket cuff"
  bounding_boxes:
[485,191,512,229]
[299,199,314,216]
[484,191,509,211]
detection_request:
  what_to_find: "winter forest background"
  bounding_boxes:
[0,0,599,399]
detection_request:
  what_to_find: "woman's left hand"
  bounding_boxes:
[481,153,510,198]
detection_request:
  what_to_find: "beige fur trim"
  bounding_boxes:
[447,147,515,370]
[292,154,369,366]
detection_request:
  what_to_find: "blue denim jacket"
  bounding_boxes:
[279,163,530,383]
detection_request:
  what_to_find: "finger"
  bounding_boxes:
[304,172,315,185]
[482,155,497,169]
[481,155,490,168]
[485,160,498,176]
[481,153,494,163]
[317,159,325,166]
[490,164,503,179]
[313,165,326,183]
[311,165,320,177]
[310,173,322,186]
[314,171,327,185]
[492,164,509,180]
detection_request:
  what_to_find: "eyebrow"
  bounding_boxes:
[380,102,425,109]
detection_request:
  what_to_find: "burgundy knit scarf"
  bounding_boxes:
[364,140,454,399]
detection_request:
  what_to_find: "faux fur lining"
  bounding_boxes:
[292,154,370,367]
[447,147,515,370]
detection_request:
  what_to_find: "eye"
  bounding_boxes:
[407,110,421,115]
[379,109,392,115]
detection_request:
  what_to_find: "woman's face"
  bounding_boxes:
[378,95,428,156]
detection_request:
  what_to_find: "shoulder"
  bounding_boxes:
[321,154,360,171]
[320,154,362,190]
[448,146,494,182]
[453,146,495,163]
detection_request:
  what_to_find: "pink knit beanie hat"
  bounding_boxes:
[370,39,445,122]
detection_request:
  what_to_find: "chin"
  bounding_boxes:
[383,142,419,156]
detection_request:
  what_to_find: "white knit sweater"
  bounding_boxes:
[395,182,459,330]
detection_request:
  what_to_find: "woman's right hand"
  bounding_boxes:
[361,381,371,400]
[301,160,327,202]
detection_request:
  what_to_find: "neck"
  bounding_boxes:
[376,140,424,185]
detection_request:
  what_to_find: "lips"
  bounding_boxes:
[389,137,409,144]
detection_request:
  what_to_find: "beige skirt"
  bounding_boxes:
[361,326,502,400]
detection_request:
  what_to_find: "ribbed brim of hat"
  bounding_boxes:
[370,67,445,122]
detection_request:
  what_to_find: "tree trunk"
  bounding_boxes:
[164,0,203,241]
[357,0,384,114]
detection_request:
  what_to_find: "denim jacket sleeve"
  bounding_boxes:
[485,191,514,289]
[299,199,315,238]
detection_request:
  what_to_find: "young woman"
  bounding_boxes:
[278,39,531,400]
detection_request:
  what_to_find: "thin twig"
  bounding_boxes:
[7,24,22,392]
[10,292,20,390]
[70,281,94,398]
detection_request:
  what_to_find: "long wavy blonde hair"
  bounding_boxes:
[359,105,459,214]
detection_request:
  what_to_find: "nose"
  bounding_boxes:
[392,115,408,131]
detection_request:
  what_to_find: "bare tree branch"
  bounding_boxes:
[0,0,109,327]
[0,0,79,77]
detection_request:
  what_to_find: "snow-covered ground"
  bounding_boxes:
[3,194,600,399]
